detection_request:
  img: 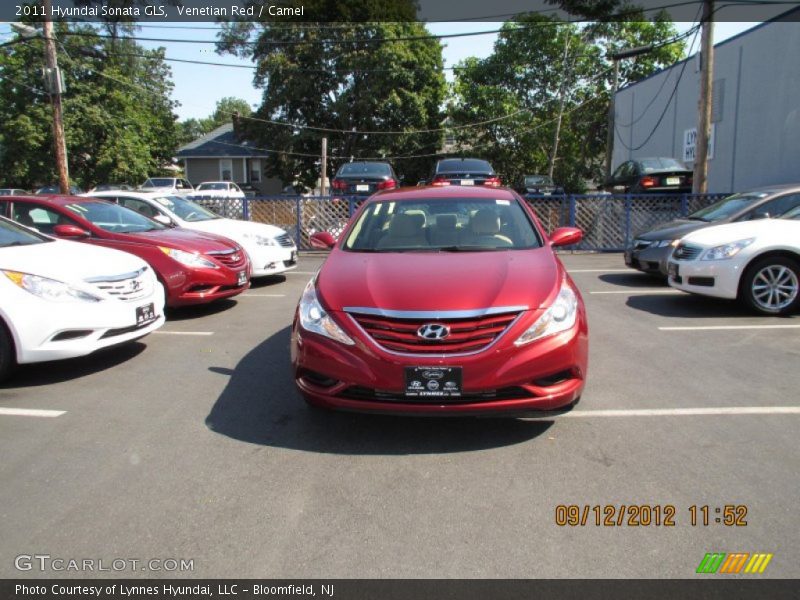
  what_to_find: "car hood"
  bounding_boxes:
[120,227,240,252]
[181,218,286,241]
[0,238,147,282]
[317,248,562,313]
[679,218,800,246]
[638,219,709,240]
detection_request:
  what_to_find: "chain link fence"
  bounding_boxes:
[194,193,730,251]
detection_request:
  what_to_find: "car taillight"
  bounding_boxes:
[483,177,502,187]
[640,176,657,188]
[377,179,397,190]
[331,179,347,191]
[431,175,450,187]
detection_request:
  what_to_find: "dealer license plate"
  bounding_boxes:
[237,271,247,286]
[405,367,462,398]
[460,179,474,186]
[666,177,680,185]
[136,303,157,326]
[356,184,370,192]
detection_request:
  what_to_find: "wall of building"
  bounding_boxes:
[613,17,800,193]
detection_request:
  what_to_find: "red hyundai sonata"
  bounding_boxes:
[291,186,588,416]
[0,196,250,307]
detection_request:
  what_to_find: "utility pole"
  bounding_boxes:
[604,58,620,181]
[604,44,655,182]
[548,32,572,181]
[693,0,715,194]
[320,137,328,196]
[42,0,70,194]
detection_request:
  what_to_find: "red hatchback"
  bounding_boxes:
[1,196,250,307]
[292,186,588,416]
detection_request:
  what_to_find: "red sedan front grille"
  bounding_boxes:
[207,248,246,269]
[348,311,520,354]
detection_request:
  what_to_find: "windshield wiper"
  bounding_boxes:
[437,245,499,252]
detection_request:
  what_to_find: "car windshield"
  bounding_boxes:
[0,217,51,247]
[436,159,493,174]
[639,158,686,172]
[64,201,167,233]
[689,193,768,222]
[525,175,553,186]
[338,163,391,176]
[142,178,174,188]
[197,183,228,191]
[152,195,219,222]
[343,197,542,252]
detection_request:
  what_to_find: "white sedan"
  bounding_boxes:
[189,181,246,200]
[88,191,298,278]
[667,213,800,315]
[0,216,165,382]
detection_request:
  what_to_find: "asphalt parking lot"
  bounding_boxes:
[1,252,798,579]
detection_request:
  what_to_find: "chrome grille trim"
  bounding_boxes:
[343,306,529,319]
[85,267,148,283]
[86,267,151,301]
[673,244,703,261]
[276,233,295,248]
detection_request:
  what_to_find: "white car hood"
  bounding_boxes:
[0,238,147,283]
[681,219,800,247]
[181,218,287,241]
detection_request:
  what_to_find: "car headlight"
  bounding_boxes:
[298,278,354,345]
[159,246,218,268]
[2,270,101,303]
[514,278,578,346]
[700,238,754,261]
[654,239,679,248]
[244,233,277,247]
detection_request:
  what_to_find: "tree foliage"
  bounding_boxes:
[0,20,178,189]
[176,97,253,147]
[449,13,685,192]
[217,0,445,188]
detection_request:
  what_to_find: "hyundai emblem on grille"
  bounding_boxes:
[417,323,450,340]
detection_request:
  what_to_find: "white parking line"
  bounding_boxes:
[559,406,800,418]
[589,290,681,295]
[0,408,66,418]
[659,324,800,331]
[241,294,286,298]
[153,331,214,336]
[568,269,631,273]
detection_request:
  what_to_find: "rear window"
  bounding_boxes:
[436,159,494,174]
[197,183,228,191]
[142,178,174,188]
[639,158,686,172]
[337,163,392,176]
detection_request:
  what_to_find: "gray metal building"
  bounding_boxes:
[612,9,800,193]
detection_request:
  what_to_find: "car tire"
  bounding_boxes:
[0,322,16,384]
[740,256,800,315]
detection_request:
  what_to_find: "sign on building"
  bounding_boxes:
[683,124,715,163]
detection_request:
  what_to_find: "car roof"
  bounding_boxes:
[10,194,107,206]
[368,185,517,201]
[740,183,800,195]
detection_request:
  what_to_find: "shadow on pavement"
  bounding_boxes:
[598,273,669,288]
[1,342,147,388]
[625,293,756,319]
[250,275,287,289]
[166,298,238,321]
[205,326,553,455]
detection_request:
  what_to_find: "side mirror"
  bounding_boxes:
[549,227,583,248]
[310,231,336,249]
[153,214,174,226]
[53,224,90,238]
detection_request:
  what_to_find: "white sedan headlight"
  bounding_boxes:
[514,278,578,346]
[701,238,754,261]
[298,279,354,345]
[159,246,218,269]
[243,233,277,247]
[3,271,101,302]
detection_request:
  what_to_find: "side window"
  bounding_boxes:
[232,183,242,192]
[12,204,79,235]
[611,162,628,182]
[0,200,9,218]
[118,197,158,218]
[758,194,800,218]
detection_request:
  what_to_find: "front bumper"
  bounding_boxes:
[624,244,672,275]
[5,284,166,365]
[667,259,742,299]
[246,244,298,277]
[291,309,588,416]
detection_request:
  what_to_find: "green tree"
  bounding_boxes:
[0,21,178,189]
[217,1,445,188]
[449,13,685,192]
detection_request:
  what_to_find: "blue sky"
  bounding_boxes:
[0,20,760,122]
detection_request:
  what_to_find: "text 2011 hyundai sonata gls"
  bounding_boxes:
[291,186,588,416]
